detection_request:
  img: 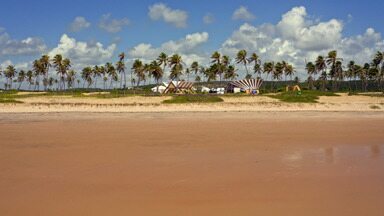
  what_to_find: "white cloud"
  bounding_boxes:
[148,3,188,28]
[48,34,116,69]
[203,13,214,24]
[99,14,130,33]
[129,32,208,58]
[128,32,209,75]
[232,6,255,21]
[0,28,47,57]
[69,16,90,32]
[220,6,384,77]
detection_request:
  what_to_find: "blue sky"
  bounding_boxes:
[1,0,384,77]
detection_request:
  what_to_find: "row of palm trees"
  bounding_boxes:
[1,49,383,92]
[306,50,384,91]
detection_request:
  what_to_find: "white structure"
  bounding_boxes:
[233,87,241,94]
[151,85,166,93]
[201,86,210,93]
[217,88,225,95]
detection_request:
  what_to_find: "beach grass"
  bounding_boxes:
[370,105,381,109]
[267,91,339,103]
[163,95,224,104]
[0,91,24,103]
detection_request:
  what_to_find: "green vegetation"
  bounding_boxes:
[163,95,224,104]
[370,105,381,109]
[267,91,339,103]
[0,91,23,103]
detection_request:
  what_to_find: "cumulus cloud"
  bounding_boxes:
[232,6,255,21]
[69,16,90,32]
[99,14,130,33]
[128,32,209,72]
[203,13,215,24]
[0,28,47,57]
[48,34,116,69]
[221,6,383,77]
[148,3,188,28]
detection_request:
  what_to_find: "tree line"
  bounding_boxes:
[306,51,384,92]
[0,49,383,92]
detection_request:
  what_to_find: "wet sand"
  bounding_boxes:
[0,112,384,216]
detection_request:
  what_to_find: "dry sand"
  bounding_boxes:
[0,112,384,216]
[0,93,383,113]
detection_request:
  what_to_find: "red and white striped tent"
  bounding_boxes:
[163,81,195,94]
[228,79,263,92]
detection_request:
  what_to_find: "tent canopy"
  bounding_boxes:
[163,81,195,94]
[228,79,263,91]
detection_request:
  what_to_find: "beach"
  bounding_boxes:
[0,93,383,113]
[1,112,384,216]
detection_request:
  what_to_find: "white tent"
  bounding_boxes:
[151,85,167,93]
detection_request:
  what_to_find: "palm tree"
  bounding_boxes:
[143,63,151,85]
[346,61,355,92]
[26,70,34,90]
[168,54,183,82]
[315,55,327,91]
[221,55,230,83]
[66,70,76,89]
[103,77,108,90]
[49,77,55,90]
[263,61,275,90]
[52,54,71,90]
[249,53,262,79]
[92,65,101,89]
[334,60,344,91]
[81,67,93,89]
[106,62,117,89]
[157,52,168,84]
[306,62,316,89]
[32,59,43,91]
[4,65,17,90]
[195,75,201,82]
[40,55,51,90]
[210,51,222,83]
[98,65,107,89]
[149,60,163,92]
[326,50,343,91]
[224,65,238,81]
[131,59,145,87]
[118,52,126,89]
[17,70,26,90]
[360,63,370,91]
[236,50,249,78]
[273,62,284,90]
[191,61,199,80]
[204,66,217,83]
[372,51,384,91]
[52,54,63,89]
[283,62,295,84]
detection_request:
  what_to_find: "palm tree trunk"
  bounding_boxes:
[123,71,127,89]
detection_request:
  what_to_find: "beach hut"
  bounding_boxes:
[163,81,195,94]
[227,79,263,94]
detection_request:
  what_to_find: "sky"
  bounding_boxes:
[1,0,384,79]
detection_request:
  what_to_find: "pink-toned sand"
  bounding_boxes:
[0,112,383,216]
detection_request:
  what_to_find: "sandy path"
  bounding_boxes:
[0,112,384,216]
